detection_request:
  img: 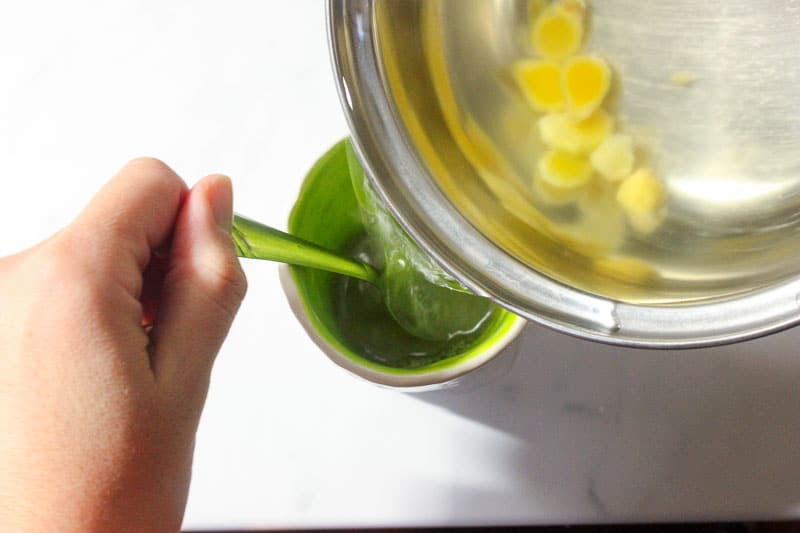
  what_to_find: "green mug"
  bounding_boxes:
[278,140,526,389]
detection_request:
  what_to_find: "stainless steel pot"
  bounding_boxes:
[327,0,800,348]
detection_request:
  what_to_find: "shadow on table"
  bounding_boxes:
[413,323,800,522]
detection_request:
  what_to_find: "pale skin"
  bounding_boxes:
[0,158,248,532]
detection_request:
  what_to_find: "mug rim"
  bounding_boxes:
[326,0,800,349]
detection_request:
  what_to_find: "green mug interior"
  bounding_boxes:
[287,139,525,381]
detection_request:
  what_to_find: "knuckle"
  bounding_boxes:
[202,253,248,315]
[124,156,175,178]
[210,255,248,304]
[123,157,186,196]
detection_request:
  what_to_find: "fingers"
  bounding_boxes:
[140,250,169,330]
[65,158,188,297]
[148,174,247,398]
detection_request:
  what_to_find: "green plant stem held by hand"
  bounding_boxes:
[231,214,380,286]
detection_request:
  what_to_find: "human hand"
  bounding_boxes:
[0,158,247,532]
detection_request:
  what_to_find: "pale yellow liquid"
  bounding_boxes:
[374,1,800,305]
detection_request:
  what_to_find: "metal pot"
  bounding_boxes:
[327,0,800,348]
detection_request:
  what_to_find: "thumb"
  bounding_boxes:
[150,174,247,397]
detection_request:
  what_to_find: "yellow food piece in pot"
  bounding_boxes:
[533,173,585,206]
[627,211,665,235]
[539,110,614,155]
[532,3,584,61]
[590,134,635,182]
[562,179,626,252]
[617,168,664,214]
[513,60,564,113]
[671,71,697,87]
[563,55,611,120]
[617,168,667,233]
[538,150,594,190]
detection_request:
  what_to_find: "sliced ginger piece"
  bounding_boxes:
[617,168,667,234]
[538,150,593,190]
[533,173,585,206]
[539,110,614,155]
[590,134,635,182]
[561,179,626,252]
[513,60,564,113]
[671,71,698,87]
[617,168,665,214]
[532,2,584,61]
[563,55,611,120]
[627,211,666,235]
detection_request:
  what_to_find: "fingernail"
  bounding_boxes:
[209,175,233,232]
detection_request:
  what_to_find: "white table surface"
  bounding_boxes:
[2,1,800,530]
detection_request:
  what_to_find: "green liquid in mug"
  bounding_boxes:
[330,235,500,369]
